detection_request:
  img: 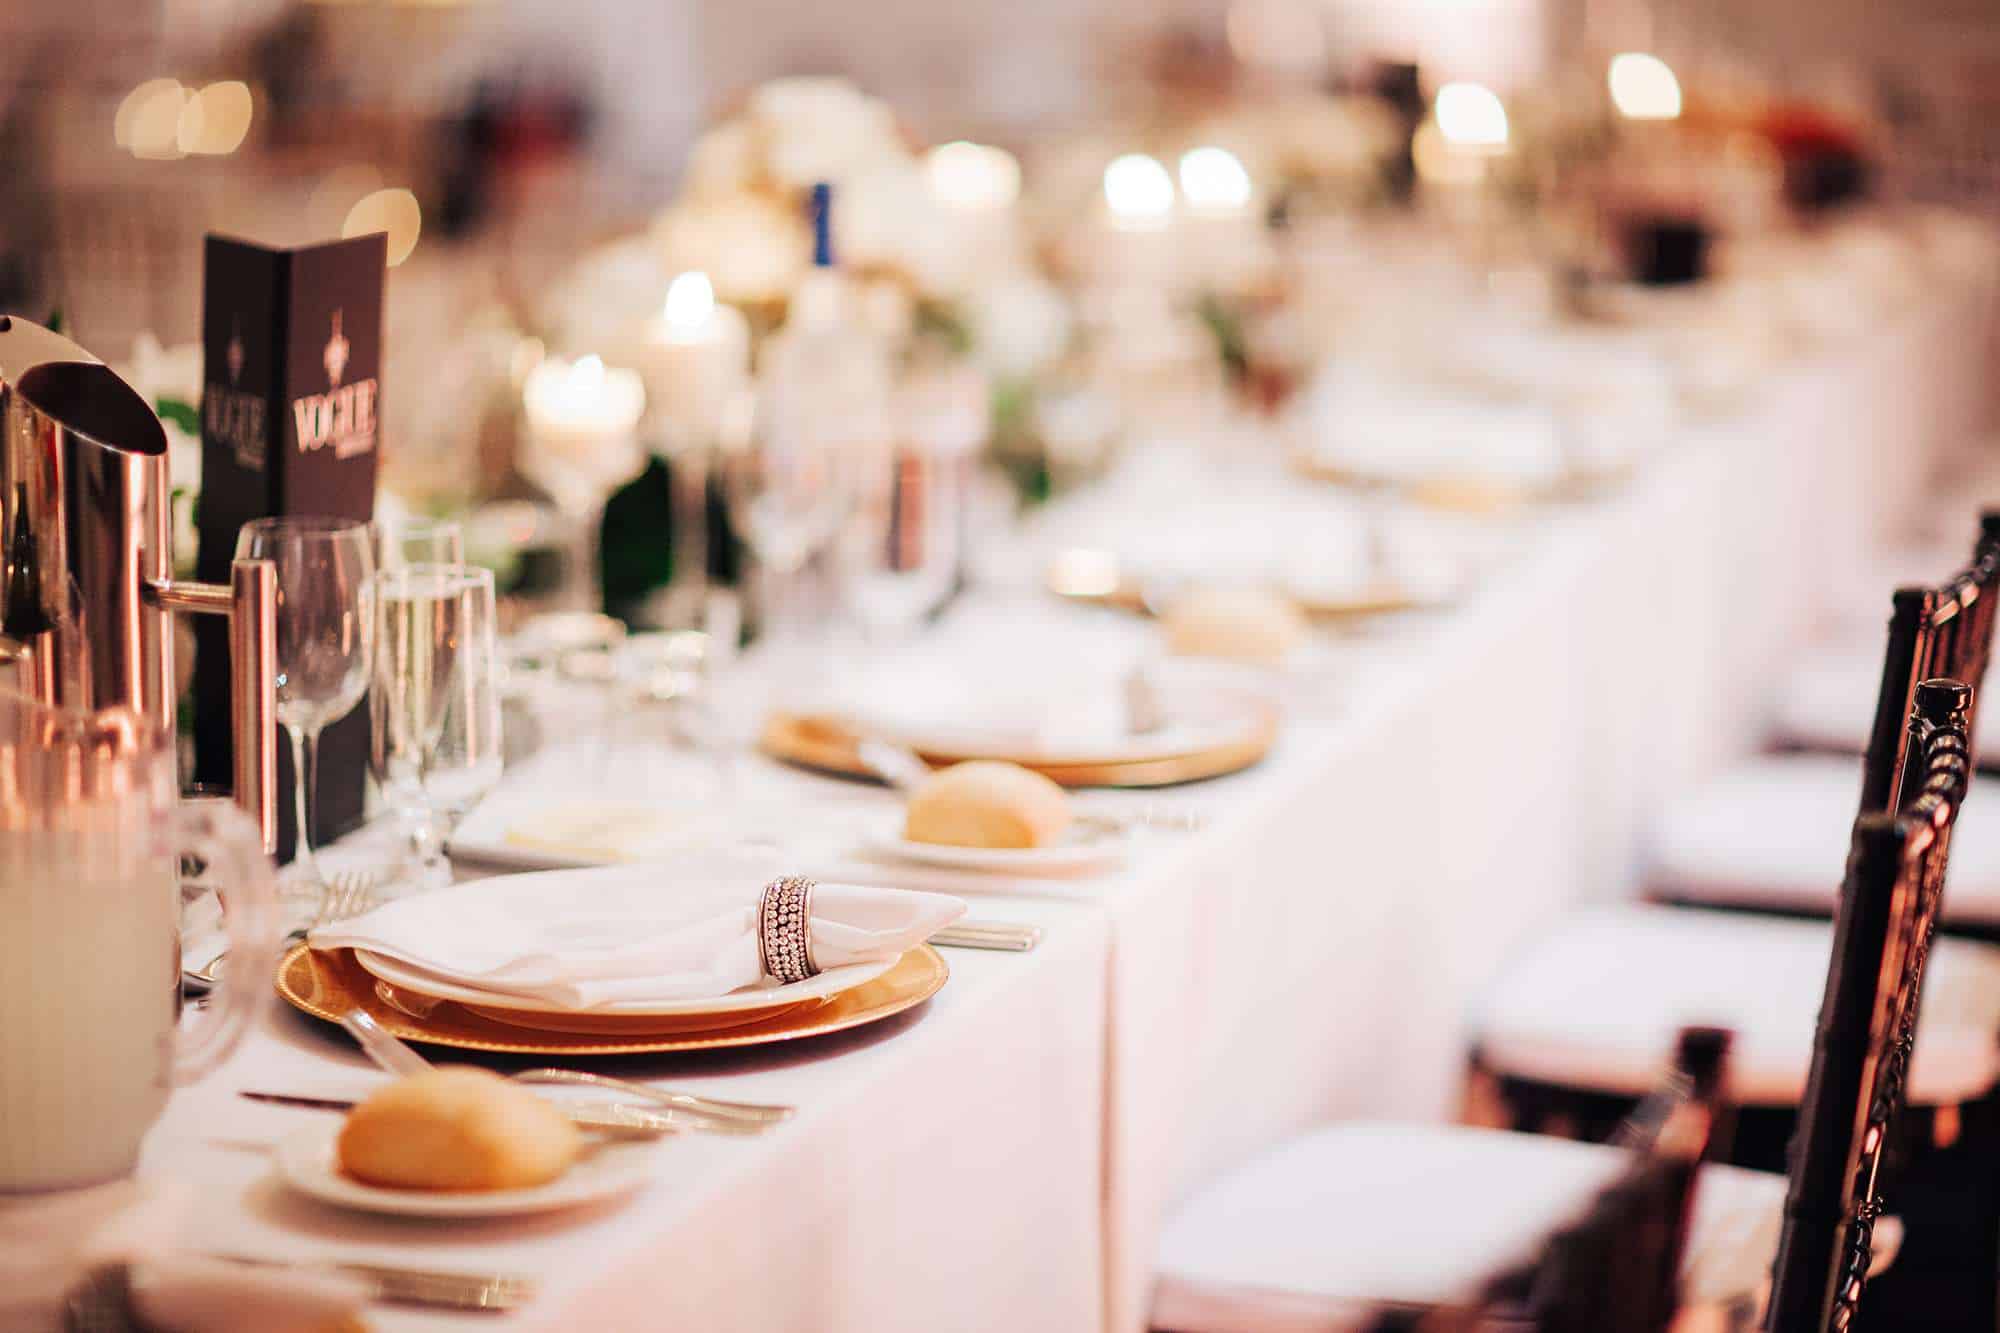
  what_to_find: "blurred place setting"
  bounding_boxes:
[6,0,2000,1329]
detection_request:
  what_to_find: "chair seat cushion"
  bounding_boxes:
[1470,905,2000,1105]
[1770,644,2000,758]
[1151,1123,1791,1333]
[1647,754,2000,925]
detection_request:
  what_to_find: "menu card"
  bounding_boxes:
[192,232,386,859]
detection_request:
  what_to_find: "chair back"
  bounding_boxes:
[1381,1029,1734,1333]
[1765,679,1975,1333]
[1859,513,2000,813]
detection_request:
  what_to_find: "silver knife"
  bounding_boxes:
[204,1253,535,1313]
[238,1089,682,1138]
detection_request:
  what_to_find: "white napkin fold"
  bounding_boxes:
[801,608,1148,757]
[0,1179,367,1333]
[310,853,964,1010]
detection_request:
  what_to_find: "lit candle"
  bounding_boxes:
[926,140,1022,215]
[1102,153,1176,230]
[1415,83,1512,271]
[1177,145,1271,293]
[520,353,647,514]
[1084,153,1178,292]
[633,271,752,449]
[926,141,1023,277]
[1177,146,1254,220]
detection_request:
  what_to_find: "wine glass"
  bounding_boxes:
[718,391,859,670]
[370,564,504,889]
[835,369,979,643]
[378,516,465,568]
[234,517,376,904]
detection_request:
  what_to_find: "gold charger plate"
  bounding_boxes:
[758,707,1278,788]
[276,944,949,1056]
[1045,560,1447,623]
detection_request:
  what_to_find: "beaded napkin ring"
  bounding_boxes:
[757,875,819,984]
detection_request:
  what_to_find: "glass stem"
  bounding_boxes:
[289,724,324,894]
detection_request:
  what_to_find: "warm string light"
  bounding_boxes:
[114,78,252,159]
[341,188,423,267]
[1608,53,1683,121]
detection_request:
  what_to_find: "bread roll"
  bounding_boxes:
[337,1067,581,1191]
[1162,585,1306,665]
[904,761,1071,849]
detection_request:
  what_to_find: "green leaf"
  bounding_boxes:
[156,396,200,436]
[44,308,61,334]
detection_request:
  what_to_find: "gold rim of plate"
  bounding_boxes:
[275,944,949,1056]
[1289,451,1631,511]
[758,708,1278,788]
[1047,572,1444,622]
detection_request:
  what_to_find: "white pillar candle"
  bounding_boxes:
[520,353,647,514]
[1177,145,1271,294]
[632,272,752,450]
[1085,152,1178,291]
[926,140,1023,273]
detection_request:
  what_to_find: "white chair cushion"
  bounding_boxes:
[1770,643,2000,758]
[1151,1123,1793,1333]
[1646,753,2000,925]
[1470,905,2000,1105]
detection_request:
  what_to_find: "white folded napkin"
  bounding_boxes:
[1300,368,1568,488]
[310,853,964,1010]
[0,1178,367,1333]
[797,607,1152,758]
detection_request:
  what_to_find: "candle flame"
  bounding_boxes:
[1103,153,1175,224]
[1434,82,1509,150]
[663,271,717,330]
[926,140,1021,211]
[1608,53,1682,121]
[1178,146,1253,213]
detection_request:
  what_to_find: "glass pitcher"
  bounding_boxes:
[0,688,278,1192]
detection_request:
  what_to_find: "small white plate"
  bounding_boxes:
[352,949,896,1021]
[862,815,1130,876]
[274,1125,659,1218]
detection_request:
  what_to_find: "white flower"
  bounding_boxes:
[121,331,203,407]
[966,270,1074,379]
[653,193,811,306]
[837,160,969,295]
[541,235,669,355]
[117,332,203,499]
[751,77,909,190]
[683,120,763,200]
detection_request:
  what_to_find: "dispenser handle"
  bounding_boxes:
[151,559,279,852]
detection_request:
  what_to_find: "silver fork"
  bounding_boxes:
[184,868,387,989]
[340,1011,793,1135]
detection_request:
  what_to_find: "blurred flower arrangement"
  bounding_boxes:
[118,333,205,577]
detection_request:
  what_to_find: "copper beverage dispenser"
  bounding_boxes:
[0,316,277,848]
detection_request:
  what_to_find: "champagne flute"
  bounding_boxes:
[370,565,503,888]
[234,517,376,903]
[378,516,465,568]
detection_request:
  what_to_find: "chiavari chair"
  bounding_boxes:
[1149,1019,1791,1332]
[1765,680,1977,1332]
[1647,511,2000,930]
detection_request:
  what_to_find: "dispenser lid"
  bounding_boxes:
[0,316,166,457]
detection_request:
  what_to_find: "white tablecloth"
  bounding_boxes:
[14,222,1996,1333]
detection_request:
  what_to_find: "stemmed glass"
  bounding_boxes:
[234,517,376,903]
[834,368,980,643]
[718,392,860,674]
[370,564,504,889]
[378,516,465,568]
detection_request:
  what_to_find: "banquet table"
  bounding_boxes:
[18,220,1998,1333]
